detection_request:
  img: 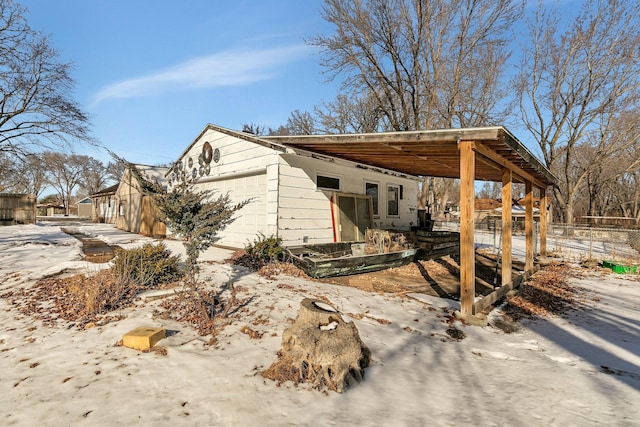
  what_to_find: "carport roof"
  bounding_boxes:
[264,126,556,188]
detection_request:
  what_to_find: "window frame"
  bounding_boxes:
[316,173,342,191]
[387,185,400,217]
[365,181,379,217]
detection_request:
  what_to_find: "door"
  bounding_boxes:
[335,193,372,242]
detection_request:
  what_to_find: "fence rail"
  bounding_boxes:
[433,220,640,264]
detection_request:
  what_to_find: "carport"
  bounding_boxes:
[265,127,557,317]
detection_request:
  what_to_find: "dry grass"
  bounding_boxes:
[154,283,249,336]
[0,244,183,328]
[257,262,310,279]
[1,270,137,328]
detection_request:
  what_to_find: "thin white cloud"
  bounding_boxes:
[91,44,311,106]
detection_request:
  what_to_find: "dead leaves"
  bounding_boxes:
[240,326,264,339]
[503,263,579,320]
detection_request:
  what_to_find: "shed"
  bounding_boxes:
[167,124,420,249]
[265,127,557,317]
[75,196,93,218]
[0,193,36,225]
[115,165,168,237]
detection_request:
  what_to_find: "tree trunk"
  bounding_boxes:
[262,298,370,393]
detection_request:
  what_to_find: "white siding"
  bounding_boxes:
[171,128,280,249]
[170,126,419,249]
[211,172,268,248]
[277,153,419,246]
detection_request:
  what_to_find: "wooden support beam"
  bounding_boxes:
[525,180,534,271]
[473,267,539,315]
[501,169,513,286]
[474,142,548,188]
[459,141,476,315]
[539,187,547,257]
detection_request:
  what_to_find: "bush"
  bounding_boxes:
[66,269,136,319]
[112,243,183,288]
[245,233,286,264]
[229,234,289,271]
[6,243,185,327]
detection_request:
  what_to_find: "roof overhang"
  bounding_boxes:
[264,127,556,188]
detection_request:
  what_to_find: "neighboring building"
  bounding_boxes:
[0,193,36,225]
[90,184,118,223]
[75,196,93,218]
[445,199,502,222]
[167,124,420,249]
[491,204,541,230]
[475,198,502,222]
[115,165,168,237]
[37,203,66,217]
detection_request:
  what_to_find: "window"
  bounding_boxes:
[317,174,340,190]
[387,185,399,216]
[365,182,379,216]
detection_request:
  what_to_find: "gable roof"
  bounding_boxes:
[75,196,92,205]
[132,164,169,185]
[168,123,287,175]
[91,183,119,198]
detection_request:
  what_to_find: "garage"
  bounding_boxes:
[212,172,267,249]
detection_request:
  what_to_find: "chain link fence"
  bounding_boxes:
[433,219,640,264]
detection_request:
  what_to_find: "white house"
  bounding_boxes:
[89,183,118,223]
[167,124,420,249]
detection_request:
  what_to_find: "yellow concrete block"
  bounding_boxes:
[122,326,166,351]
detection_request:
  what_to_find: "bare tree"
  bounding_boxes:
[514,0,640,224]
[105,159,126,185]
[477,181,502,200]
[241,123,265,135]
[266,125,290,136]
[284,110,317,135]
[310,0,521,130]
[44,152,87,215]
[78,157,108,196]
[310,0,522,217]
[315,93,384,134]
[0,0,92,158]
[0,152,47,196]
[14,154,47,196]
[611,170,640,221]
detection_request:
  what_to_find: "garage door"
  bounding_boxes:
[214,172,267,248]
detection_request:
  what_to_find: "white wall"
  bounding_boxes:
[277,152,419,246]
[171,128,281,248]
[170,127,419,248]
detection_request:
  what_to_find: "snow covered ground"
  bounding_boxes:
[1,222,639,426]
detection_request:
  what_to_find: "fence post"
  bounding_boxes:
[493,222,497,254]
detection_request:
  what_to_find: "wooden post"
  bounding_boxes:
[539,187,547,257]
[459,141,475,315]
[525,180,534,271]
[501,169,512,286]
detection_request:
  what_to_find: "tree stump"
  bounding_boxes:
[262,298,371,393]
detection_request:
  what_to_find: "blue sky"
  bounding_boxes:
[21,0,335,165]
[20,0,581,168]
